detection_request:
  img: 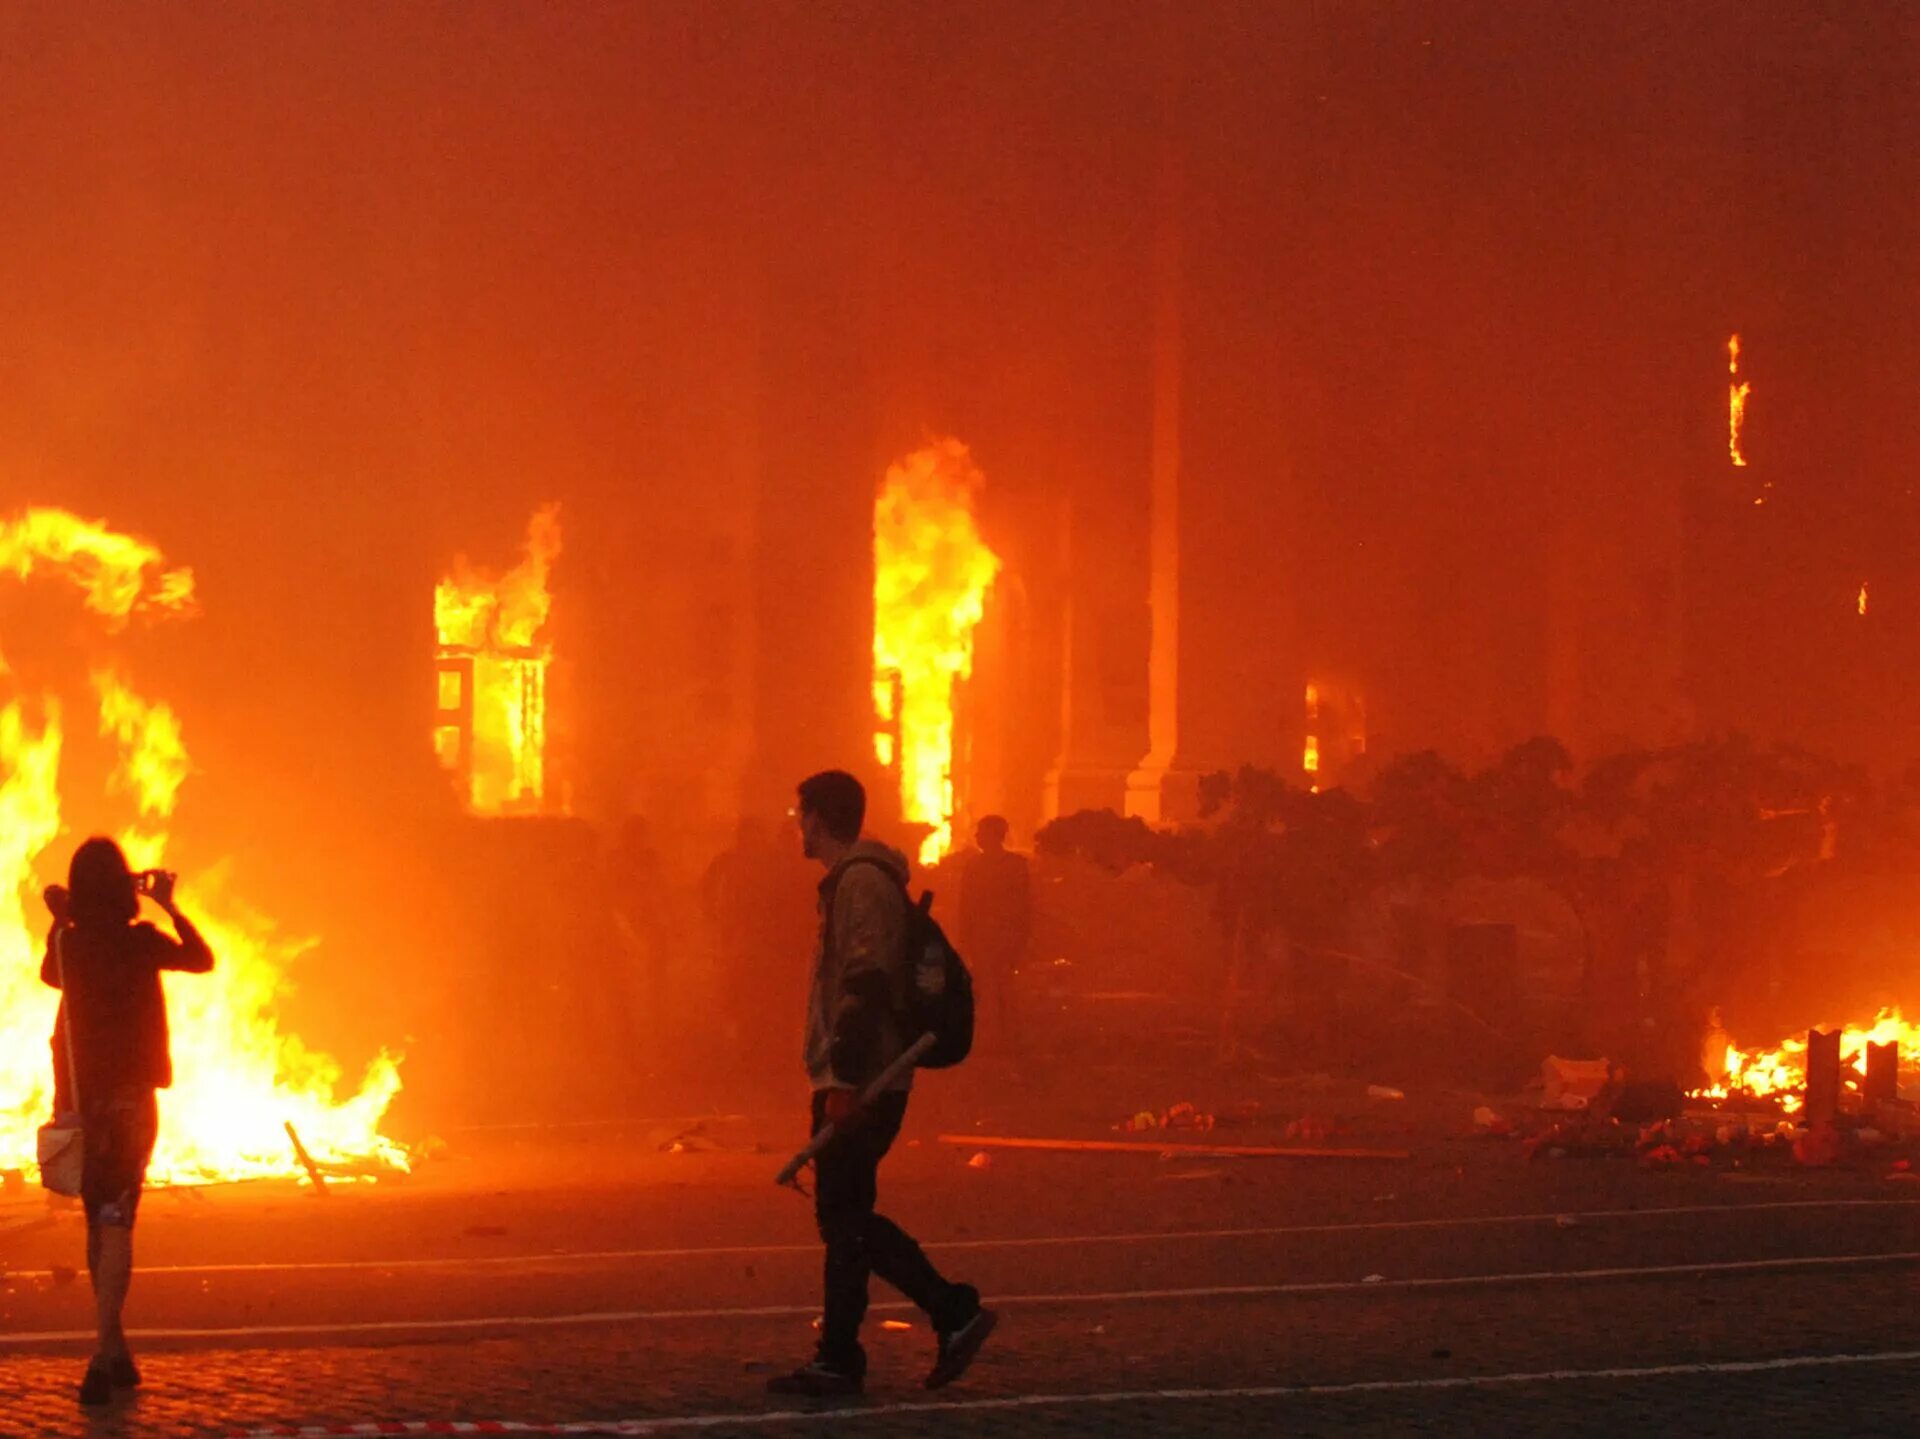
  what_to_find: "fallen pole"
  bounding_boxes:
[284,1121,329,1195]
[776,1034,939,1188]
[938,1135,1409,1161]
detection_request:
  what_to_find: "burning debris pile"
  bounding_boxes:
[1695,1010,1920,1116]
[1469,1028,1919,1174]
[0,507,405,1187]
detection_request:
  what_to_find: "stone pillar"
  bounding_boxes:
[1124,123,1185,824]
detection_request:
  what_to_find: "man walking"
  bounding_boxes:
[770,770,996,1397]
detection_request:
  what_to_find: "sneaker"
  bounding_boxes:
[766,1360,863,1398]
[109,1354,141,1389]
[78,1362,113,1407]
[925,1305,998,1390]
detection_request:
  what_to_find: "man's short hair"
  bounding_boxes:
[976,814,1010,843]
[797,770,865,844]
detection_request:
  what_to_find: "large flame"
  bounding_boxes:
[434,506,561,817]
[1303,682,1321,778]
[1728,333,1752,473]
[872,440,1000,866]
[1695,1009,1919,1116]
[0,508,404,1186]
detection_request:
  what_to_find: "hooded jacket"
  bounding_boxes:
[806,839,914,1093]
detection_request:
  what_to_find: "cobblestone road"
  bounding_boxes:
[4,1103,1918,1437]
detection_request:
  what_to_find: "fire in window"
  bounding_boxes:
[434,505,562,816]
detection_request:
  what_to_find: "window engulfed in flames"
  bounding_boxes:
[0,508,404,1186]
[434,506,561,817]
[873,441,1000,866]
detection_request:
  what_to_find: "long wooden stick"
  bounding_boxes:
[938,1134,1409,1161]
[776,1034,939,1188]
[284,1121,329,1195]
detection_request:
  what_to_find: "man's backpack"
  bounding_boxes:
[834,858,974,1070]
[901,887,974,1069]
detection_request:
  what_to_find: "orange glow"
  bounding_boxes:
[872,440,1000,866]
[435,506,562,816]
[1692,1009,1918,1116]
[1303,682,1320,775]
[1857,582,1869,616]
[1728,333,1751,470]
[1,509,404,1187]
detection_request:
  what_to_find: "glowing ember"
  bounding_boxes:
[1857,581,1869,617]
[1693,1009,1919,1115]
[872,440,1000,866]
[1728,333,1752,472]
[1,508,405,1186]
[434,506,562,817]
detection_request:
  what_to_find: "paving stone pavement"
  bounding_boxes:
[7,1262,1920,1438]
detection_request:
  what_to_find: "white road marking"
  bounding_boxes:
[29,1196,1915,1280]
[3,1248,1916,1346]
[228,1348,1920,1436]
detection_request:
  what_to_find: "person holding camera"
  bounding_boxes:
[41,837,214,1407]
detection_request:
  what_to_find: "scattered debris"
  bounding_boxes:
[1285,1116,1339,1144]
[1540,1056,1610,1112]
[1609,1080,1686,1124]
[1116,1102,1217,1134]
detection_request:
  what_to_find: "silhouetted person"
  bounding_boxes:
[957,815,1032,1050]
[609,816,668,1051]
[41,838,213,1407]
[769,770,996,1397]
[700,815,783,1057]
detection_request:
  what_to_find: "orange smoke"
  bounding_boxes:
[872,440,1000,866]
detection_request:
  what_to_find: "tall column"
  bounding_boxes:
[1124,123,1184,823]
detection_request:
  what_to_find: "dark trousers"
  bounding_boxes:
[811,1089,970,1373]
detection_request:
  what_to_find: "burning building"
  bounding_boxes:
[0,5,1915,1121]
